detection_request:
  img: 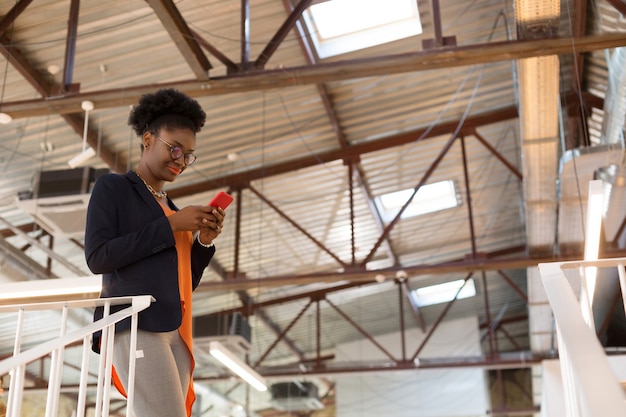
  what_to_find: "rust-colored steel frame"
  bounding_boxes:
[200,275,546,380]
[225,127,526,286]
[194,125,539,383]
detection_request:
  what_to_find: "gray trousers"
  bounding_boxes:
[113,329,192,417]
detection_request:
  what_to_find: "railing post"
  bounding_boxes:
[6,307,25,417]
[125,309,140,417]
[94,300,111,417]
[45,304,69,417]
[101,321,116,417]
[7,364,26,417]
[76,335,91,417]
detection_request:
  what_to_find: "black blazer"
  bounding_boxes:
[84,170,215,352]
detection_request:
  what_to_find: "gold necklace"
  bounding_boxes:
[134,170,167,199]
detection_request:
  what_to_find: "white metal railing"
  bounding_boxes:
[0,295,153,417]
[538,257,626,417]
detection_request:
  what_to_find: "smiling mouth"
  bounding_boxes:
[168,166,181,175]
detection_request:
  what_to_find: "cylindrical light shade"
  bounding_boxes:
[209,341,267,391]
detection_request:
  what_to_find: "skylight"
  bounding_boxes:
[411,279,477,307]
[376,180,460,223]
[303,0,423,59]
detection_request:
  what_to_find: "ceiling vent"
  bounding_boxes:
[270,381,323,411]
[15,167,108,239]
[193,312,252,353]
[515,0,561,256]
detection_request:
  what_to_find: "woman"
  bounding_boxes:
[84,88,224,417]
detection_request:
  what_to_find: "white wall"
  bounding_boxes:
[335,316,488,417]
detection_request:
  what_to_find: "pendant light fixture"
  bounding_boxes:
[68,100,96,168]
[0,112,12,124]
[209,341,267,391]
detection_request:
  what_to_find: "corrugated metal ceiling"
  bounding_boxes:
[0,0,625,415]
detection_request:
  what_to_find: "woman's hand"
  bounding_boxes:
[168,205,226,238]
[198,207,225,245]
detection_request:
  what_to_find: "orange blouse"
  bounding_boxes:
[112,201,196,416]
[161,202,196,416]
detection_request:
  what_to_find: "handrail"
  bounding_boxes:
[0,295,143,313]
[0,295,153,417]
[538,257,626,417]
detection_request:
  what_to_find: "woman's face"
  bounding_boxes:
[142,126,196,182]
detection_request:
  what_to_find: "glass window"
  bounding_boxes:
[377,180,460,223]
[303,0,423,58]
[411,279,477,307]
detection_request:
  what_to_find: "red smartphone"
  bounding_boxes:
[208,191,233,209]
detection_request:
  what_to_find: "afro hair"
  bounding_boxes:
[128,88,206,136]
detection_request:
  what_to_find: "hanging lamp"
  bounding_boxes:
[68,100,96,168]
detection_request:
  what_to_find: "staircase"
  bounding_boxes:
[538,257,626,416]
[0,295,152,417]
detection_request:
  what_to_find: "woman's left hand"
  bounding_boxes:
[198,207,225,245]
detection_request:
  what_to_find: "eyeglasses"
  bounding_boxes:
[157,136,196,165]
